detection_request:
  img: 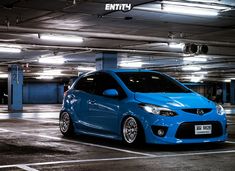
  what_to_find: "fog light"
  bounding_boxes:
[152,126,168,137]
[157,129,165,136]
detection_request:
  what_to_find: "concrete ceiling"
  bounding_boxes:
[0,0,235,82]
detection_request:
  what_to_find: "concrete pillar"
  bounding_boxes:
[222,82,227,103]
[96,52,117,70]
[8,64,23,111]
[230,80,235,105]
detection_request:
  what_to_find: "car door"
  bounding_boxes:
[86,72,126,137]
[72,74,96,132]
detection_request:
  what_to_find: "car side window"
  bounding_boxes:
[94,73,127,99]
[74,75,95,94]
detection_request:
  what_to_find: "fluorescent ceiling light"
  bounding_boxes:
[182,66,201,71]
[43,69,62,75]
[36,69,63,76]
[134,1,231,16]
[35,76,54,80]
[163,1,230,10]
[38,56,65,64]
[119,62,143,68]
[77,66,96,71]
[169,43,185,49]
[163,5,218,16]
[183,57,207,62]
[0,47,21,53]
[193,71,208,75]
[40,34,83,43]
[190,75,204,82]
[224,79,230,83]
[0,74,8,78]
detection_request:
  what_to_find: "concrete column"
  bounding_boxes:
[96,52,117,70]
[8,64,23,111]
[222,82,227,103]
[230,80,235,105]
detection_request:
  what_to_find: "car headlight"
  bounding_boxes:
[139,103,177,117]
[216,104,225,115]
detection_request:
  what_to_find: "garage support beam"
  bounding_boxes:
[8,64,23,111]
[230,80,235,105]
[96,52,117,70]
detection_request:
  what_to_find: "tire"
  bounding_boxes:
[122,116,145,145]
[59,112,74,137]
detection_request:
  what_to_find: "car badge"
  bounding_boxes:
[197,109,204,115]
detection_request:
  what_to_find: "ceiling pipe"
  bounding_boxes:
[0,25,235,47]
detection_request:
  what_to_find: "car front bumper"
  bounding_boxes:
[142,110,227,144]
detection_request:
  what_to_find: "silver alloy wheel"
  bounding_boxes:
[123,117,138,144]
[60,112,70,133]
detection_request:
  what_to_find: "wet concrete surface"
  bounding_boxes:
[0,104,235,171]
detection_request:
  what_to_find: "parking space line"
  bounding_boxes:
[22,118,58,124]
[0,127,155,157]
[20,128,59,132]
[0,156,149,169]
[16,165,39,171]
[1,150,235,169]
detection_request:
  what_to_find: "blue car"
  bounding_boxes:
[59,69,227,144]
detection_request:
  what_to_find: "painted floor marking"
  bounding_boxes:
[20,128,59,132]
[0,127,155,157]
[1,150,235,169]
[22,118,58,124]
[16,165,39,171]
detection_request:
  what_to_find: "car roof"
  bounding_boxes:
[79,69,162,78]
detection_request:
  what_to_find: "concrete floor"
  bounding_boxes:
[0,104,235,171]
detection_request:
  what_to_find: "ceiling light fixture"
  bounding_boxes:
[163,1,230,10]
[38,56,65,65]
[39,34,83,43]
[182,66,201,71]
[134,1,231,16]
[0,47,21,53]
[169,42,185,49]
[35,76,54,80]
[224,78,235,82]
[163,5,218,16]
[77,66,96,71]
[43,69,62,75]
[190,75,204,82]
[0,74,8,78]
[36,69,63,76]
[193,71,208,75]
[183,57,207,62]
[119,62,143,68]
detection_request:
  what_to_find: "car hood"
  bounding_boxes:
[134,92,215,109]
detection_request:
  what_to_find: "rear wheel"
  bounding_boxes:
[122,116,144,145]
[59,112,74,136]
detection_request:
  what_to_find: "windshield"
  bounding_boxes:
[116,72,191,93]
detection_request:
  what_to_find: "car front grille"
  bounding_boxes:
[182,108,212,115]
[175,121,223,139]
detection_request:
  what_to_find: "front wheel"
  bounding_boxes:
[122,116,144,145]
[59,112,74,136]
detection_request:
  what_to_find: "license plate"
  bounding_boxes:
[195,125,212,135]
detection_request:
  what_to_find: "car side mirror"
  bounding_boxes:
[103,89,119,97]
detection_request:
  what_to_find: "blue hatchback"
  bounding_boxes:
[60,69,227,144]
